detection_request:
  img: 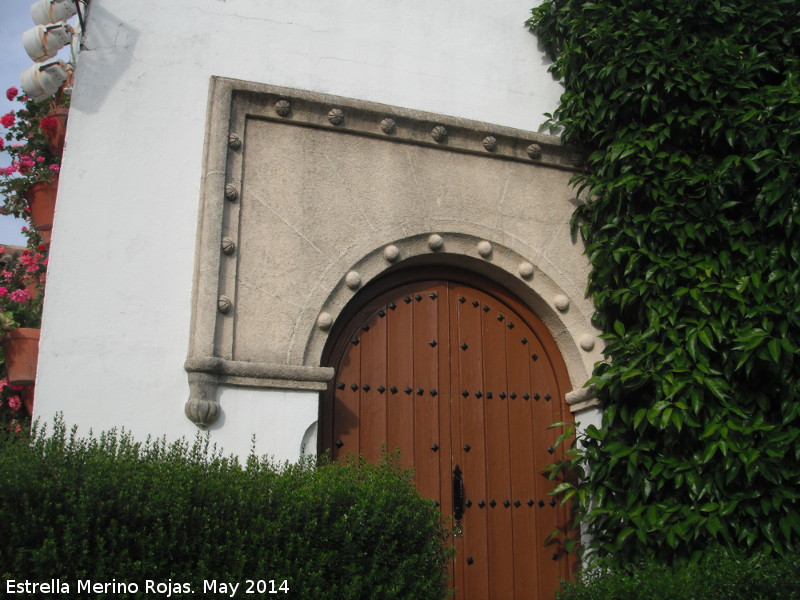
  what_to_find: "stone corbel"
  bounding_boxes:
[184,356,334,428]
[185,370,221,428]
[565,384,600,413]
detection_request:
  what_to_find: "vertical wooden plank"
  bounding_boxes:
[507,319,542,600]
[436,283,453,517]
[359,312,387,462]
[453,284,490,600]
[412,285,440,502]
[387,294,415,468]
[529,332,564,600]
[540,329,578,585]
[448,285,466,600]
[537,337,576,589]
[334,327,361,459]
[481,298,515,599]
[428,283,455,599]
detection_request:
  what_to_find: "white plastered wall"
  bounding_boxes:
[34,0,599,460]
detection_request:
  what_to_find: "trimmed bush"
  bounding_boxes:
[557,549,800,600]
[0,419,449,599]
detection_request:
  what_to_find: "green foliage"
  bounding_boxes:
[0,245,48,332]
[0,419,449,599]
[1,89,65,229]
[556,547,800,600]
[529,0,800,565]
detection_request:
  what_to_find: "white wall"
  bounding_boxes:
[34,0,564,460]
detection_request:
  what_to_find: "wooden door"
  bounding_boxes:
[320,272,575,600]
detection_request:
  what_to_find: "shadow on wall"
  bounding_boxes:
[73,3,139,114]
[300,421,317,458]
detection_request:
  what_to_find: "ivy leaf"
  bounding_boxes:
[705,378,729,401]
[549,482,576,496]
[698,329,715,351]
[633,408,647,431]
[767,339,781,364]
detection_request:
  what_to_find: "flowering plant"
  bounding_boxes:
[0,375,27,428]
[0,245,47,332]
[0,86,67,221]
[0,244,45,428]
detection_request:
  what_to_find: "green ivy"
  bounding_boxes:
[528,0,800,566]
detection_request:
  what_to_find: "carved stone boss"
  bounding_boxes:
[184,78,583,427]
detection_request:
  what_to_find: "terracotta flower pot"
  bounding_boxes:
[1,328,40,386]
[24,271,46,301]
[22,385,35,416]
[41,106,69,157]
[26,178,58,245]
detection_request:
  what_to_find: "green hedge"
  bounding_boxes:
[557,549,800,600]
[0,420,449,599]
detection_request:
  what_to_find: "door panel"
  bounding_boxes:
[321,274,575,600]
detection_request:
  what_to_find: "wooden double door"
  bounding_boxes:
[320,272,575,600]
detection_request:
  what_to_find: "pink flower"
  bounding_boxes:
[0,137,3,150]
[6,87,18,101]
[9,289,30,303]
[7,395,21,411]
[0,377,7,390]
[36,156,45,163]
[14,154,36,173]
[49,164,60,174]
[20,252,41,273]
[39,116,58,131]
[1,270,12,280]
[0,287,8,297]
[0,112,15,128]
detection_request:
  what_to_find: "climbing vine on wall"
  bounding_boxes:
[528,0,800,566]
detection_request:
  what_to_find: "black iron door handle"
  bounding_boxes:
[453,465,465,523]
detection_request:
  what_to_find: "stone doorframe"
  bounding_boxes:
[184,77,602,428]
